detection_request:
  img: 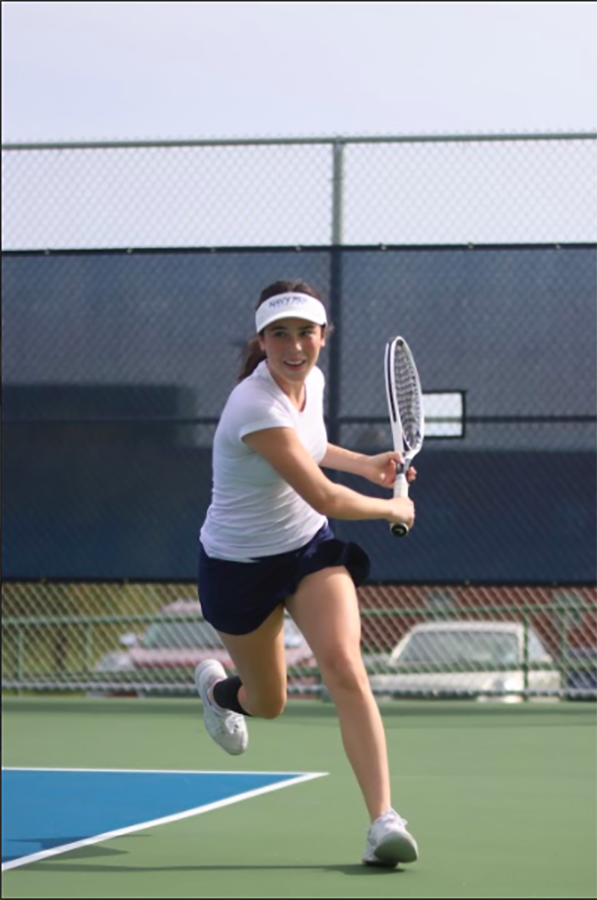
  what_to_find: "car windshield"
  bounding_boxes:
[396,630,520,665]
[140,620,223,650]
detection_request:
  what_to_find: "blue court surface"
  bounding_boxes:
[1,767,327,871]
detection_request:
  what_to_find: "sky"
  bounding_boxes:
[2,0,596,143]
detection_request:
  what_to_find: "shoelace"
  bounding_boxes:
[378,810,408,829]
[222,712,244,734]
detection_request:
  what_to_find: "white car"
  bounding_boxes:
[367,620,561,702]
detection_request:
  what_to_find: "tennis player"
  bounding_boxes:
[195,280,418,867]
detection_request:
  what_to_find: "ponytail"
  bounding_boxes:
[238,336,266,382]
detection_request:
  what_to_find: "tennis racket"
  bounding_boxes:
[384,336,425,537]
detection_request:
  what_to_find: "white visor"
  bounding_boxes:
[255,293,327,333]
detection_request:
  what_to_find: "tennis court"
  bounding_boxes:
[2,697,595,899]
[2,135,596,899]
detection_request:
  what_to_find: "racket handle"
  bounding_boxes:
[390,472,410,538]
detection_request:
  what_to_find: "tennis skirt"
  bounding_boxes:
[198,522,370,635]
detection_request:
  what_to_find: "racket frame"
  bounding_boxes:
[384,336,424,537]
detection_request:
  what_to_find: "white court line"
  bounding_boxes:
[2,767,326,775]
[1,768,328,872]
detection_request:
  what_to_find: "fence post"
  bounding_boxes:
[327,139,345,447]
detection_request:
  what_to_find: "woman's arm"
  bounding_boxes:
[322,443,416,488]
[243,428,414,528]
[320,444,370,477]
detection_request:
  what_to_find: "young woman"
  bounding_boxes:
[195,279,418,867]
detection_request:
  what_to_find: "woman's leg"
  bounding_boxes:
[285,567,391,821]
[216,603,288,719]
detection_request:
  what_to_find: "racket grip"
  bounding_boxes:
[390,472,410,538]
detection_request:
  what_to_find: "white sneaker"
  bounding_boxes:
[362,808,419,867]
[195,660,248,756]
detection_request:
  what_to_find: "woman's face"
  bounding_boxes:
[259,317,325,387]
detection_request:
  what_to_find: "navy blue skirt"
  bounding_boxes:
[198,523,370,635]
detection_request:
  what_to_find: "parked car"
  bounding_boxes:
[564,646,597,700]
[93,600,317,695]
[366,620,561,702]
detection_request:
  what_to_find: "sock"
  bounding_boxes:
[213,675,252,716]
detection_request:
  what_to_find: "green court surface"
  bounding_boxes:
[2,697,596,899]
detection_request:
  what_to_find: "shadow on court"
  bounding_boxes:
[22,861,408,877]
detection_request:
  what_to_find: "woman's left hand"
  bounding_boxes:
[363,451,417,488]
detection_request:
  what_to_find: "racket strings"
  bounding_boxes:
[394,352,423,447]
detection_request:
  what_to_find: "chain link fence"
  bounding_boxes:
[3,133,596,247]
[2,582,595,700]
[2,133,596,699]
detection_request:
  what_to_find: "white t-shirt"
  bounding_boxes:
[200,360,328,560]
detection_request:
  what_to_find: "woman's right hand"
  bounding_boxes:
[386,496,415,531]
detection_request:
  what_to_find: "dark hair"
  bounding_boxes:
[238,280,329,381]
